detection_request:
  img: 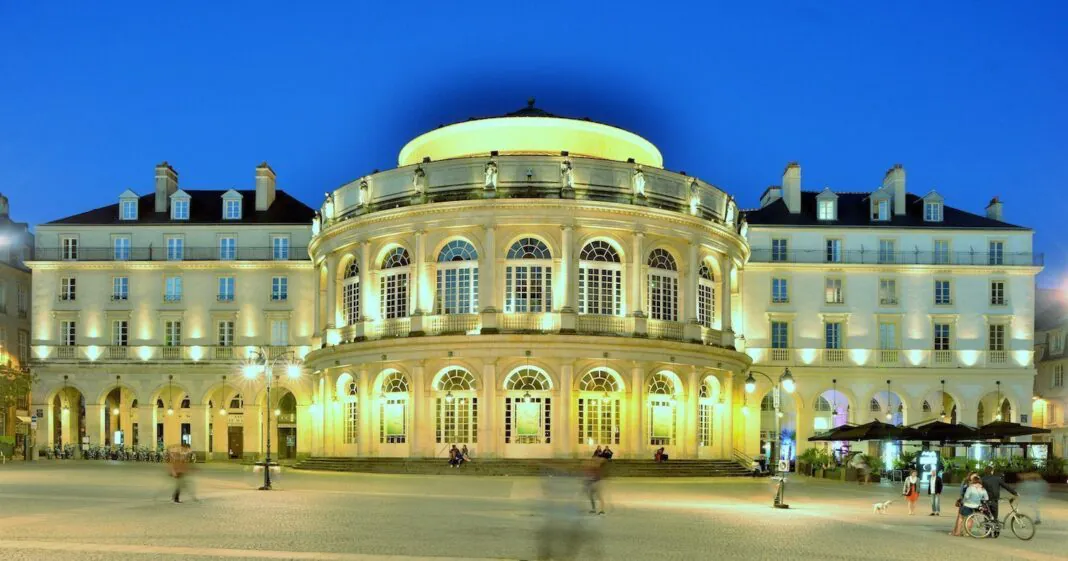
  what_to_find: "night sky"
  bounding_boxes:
[2,2,1065,286]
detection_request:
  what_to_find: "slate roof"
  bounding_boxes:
[744,192,1028,230]
[45,190,315,226]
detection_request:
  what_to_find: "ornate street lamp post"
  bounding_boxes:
[243,347,302,491]
[745,367,796,508]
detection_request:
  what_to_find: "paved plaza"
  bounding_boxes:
[0,462,1066,560]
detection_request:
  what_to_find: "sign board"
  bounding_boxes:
[651,405,673,439]
[772,386,781,410]
[777,459,789,473]
[30,414,37,430]
[918,450,939,485]
[36,409,44,418]
[515,402,540,437]
[82,436,89,446]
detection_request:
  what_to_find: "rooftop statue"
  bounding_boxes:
[484,161,498,191]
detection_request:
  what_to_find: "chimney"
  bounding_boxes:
[986,197,1003,221]
[883,164,906,215]
[782,162,801,214]
[154,162,178,213]
[255,162,276,211]
[0,193,9,217]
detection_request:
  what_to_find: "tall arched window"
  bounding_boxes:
[647,372,679,446]
[815,396,832,412]
[436,240,479,315]
[697,263,716,328]
[761,394,774,411]
[977,402,985,426]
[578,241,622,316]
[647,249,678,321]
[336,374,358,445]
[379,370,410,444]
[503,367,552,444]
[379,248,411,320]
[698,377,720,448]
[504,238,553,313]
[433,367,478,445]
[576,368,622,446]
[343,261,360,325]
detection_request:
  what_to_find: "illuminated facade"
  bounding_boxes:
[0,193,33,455]
[1033,291,1067,456]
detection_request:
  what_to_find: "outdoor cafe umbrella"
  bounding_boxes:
[976,421,1051,440]
[830,420,921,442]
[906,420,979,443]
[807,423,858,442]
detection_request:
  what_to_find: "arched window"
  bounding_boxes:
[647,372,677,396]
[922,400,932,413]
[340,375,358,445]
[381,371,410,394]
[761,394,774,411]
[647,249,679,321]
[578,368,622,392]
[977,402,985,426]
[577,368,621,446]
[343,261,360,325]
[503,366,552,445]
[578,241,622,316]
[504,238,553,313]
[815,396,832,412]
[181,395,190,409]
[436,240,479,315]
[379,248,411,320]
[156,399,164,409]
[870,398,881,412]
[647,372,679,446]
[433,367,478,445]
[433,367,478,391]
[379,371,409,444]
[697,263,716,328]
[229,394,243,410]
[698,377,719,448]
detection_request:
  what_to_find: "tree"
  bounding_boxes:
[0,366,37,413]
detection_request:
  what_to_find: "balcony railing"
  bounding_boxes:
[501,312,558,333]
[34,344,303,363]
[988,350,1008,364]
[367,318,411,339]
[213,346,234,360]
[107,345,128,360]
[647,319,684,341]
[878,349,901,366]
[161,346,182,360]
[747,347,1025,369]
[426,313,480,335]
[56,346,76,359]
[770,348,791,362]
[932,350,954,365]
[823,348,846,364]
[750,248,1043,267]
[576,314,633,336]
[33,245,310,262]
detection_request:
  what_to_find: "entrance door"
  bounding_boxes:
[228,426,243,459]
[278,427,297,459]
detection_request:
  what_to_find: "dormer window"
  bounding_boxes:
[871,198,890,221]
[221,189,243,220]
[171,190,190,220]
[924,202,943,222]
[816,188,838,221]
[118,189,139,221]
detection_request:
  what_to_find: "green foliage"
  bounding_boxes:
[893,450,920,471]
[798,447,832,468]
[1042,455,1066,477]
[0,367,37,408]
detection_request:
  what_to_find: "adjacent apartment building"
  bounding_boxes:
[1033,289,1067,456]
[27,163,315,459]
[0,193,34,457]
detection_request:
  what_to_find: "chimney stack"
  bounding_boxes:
[255,162,276,211]
[154,162,178,213]
[0,193,9,218]
[883,164,906,215]
[986,197,1003,221]
[782,162,801,214]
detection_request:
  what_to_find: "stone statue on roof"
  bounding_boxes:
[484,160,498,191]
[632,165,646,198]
[412,166,427,194]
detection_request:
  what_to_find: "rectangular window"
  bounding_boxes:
[380,272,410,319]
[112,320,128,346]
[825,322,842,350]
[61,237,78,260]
[172,199,189,220]
[113,236,131,260]
[771,278,789,304]
[934,323,951,351]
[933,240,950,265]
[164,320,182,346]
[164,276,182,302]
[872,199,889,221]
[771,239,788,262]
[824,278,844,304]
[935,280,952,305]
[817,199,835,220]
[272,236,290,260]
[271,319,289,346]
[990,281,1006,306]
[17,284,27,316]
[989,241,1004,265]
[271,276,288,301]
[121,199,138,220]
[825,239,841,263]
[879,322,897,350]
[18,330,28,364]
[61,320,76,346]
[166,237,184,260]
[219,237,236,260]
[112,276,129,301]
[988,324,1005,351]
[217,320,234,346]
[647,272,679,322]
[771,321,789,349]
[879,278,898,305]
[218,277,235,302]
[345,401,359,444]
[878,239,896,264]
[924,202,943,222]
[60,277,76,301]
[1054,365,1064,388]
[224,199,241,220]
[0,282,6,313]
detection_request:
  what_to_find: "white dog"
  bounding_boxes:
[873,500,893,514]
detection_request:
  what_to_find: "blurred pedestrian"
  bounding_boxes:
[1016,471,1048,524]
[585,457,606,515]
[928,468,943,516]
[902,469,920,515]
[168,445,188,503]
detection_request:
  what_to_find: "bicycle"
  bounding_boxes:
[965,497,1035,540]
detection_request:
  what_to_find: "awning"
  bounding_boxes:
[16,415,32,424]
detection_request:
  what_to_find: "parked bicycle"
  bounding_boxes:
[966,497,1035,540]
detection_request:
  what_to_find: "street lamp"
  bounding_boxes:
[243,347,303,490]
[744,367,795,508]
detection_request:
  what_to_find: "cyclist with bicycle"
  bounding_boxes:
[951,474,988,536]
[981,466,1018,535]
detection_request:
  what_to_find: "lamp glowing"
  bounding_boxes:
[780,368,795,393]
[220,408,227,416]
[744,373,756,394]
[601,392,610,403]
[62,405,69,413]
[112,407,119,415]
[885,410,892,421]
[286,363,301,379]
[274,408,281,417]
[444,391,454,403]
[167,407,174,416]
[522,390,532,403]
[742,405,750,416]
[243,363,259,380]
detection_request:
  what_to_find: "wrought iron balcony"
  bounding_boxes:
[32,245,310,262]
[750,248,1043,267]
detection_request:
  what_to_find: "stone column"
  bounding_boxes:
[295,404,311,457]
[314,260,323,334]
[480,362,497,458]
[411,231,428,335]
[189,405,208,458]
[480,225,498,334]
[559,225,575,312]
[559,361,574,458]
[360,241,373,323]
[629,233,644,317]
[325,254,338,329]
[723,373,734,459]
[357,366,371,456]
[685,368,699,458]
[85,403,105,448]
[630,363,644,457]
[410,363,425,457]
[136,406,154,450]
[683,241,702,342]
[719,255,734,346]
[243,405,262,458]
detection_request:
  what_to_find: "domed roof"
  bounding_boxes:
[398,100,663,168]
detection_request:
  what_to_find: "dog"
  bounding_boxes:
[873,500,893,514]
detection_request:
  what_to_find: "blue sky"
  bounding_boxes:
[2,2,1066,286]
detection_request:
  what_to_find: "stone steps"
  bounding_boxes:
[292,457,752,477]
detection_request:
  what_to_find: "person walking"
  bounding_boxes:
[585,457,606,515]
[902,469,920,515]
[168,445,189,504]
[981,466,1018,536]
[928,468,943,516]
[951,474,988,536]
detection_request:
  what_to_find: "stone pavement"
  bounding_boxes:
[0,462,1065,560]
